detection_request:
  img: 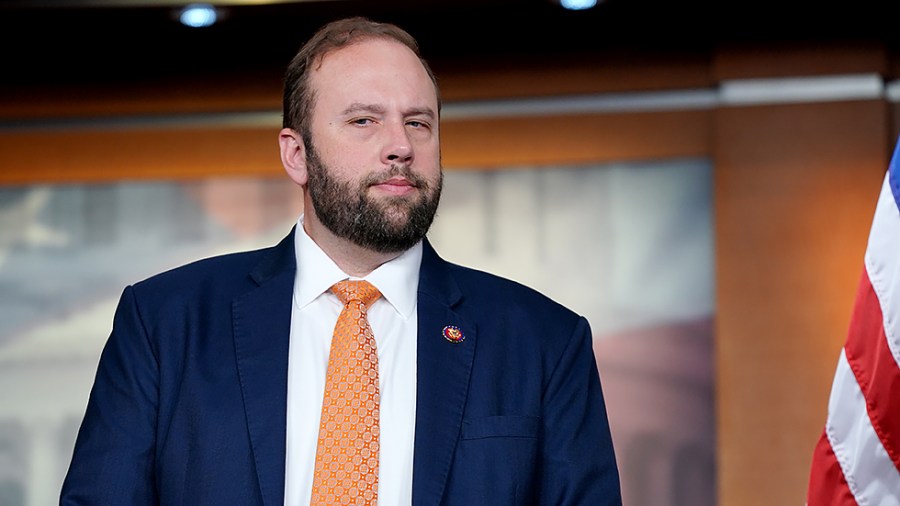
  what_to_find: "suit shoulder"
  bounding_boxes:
[446,262,581,323]
[130,246,275,299]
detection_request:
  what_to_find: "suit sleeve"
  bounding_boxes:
[540,316,622,505]
[60,285,160,505]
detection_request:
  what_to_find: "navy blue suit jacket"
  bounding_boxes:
[61,229,621,505]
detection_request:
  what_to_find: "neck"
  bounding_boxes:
[302,207,401,278]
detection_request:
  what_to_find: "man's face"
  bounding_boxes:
[304,38,442,253]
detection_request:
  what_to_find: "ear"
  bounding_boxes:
[279,127,308,186]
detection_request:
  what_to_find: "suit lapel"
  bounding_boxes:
[412,240,476,506]
[232,229,296,506]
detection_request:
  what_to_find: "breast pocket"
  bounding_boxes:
[445,416,541,505]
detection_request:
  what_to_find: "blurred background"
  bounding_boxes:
[1,1,898,505]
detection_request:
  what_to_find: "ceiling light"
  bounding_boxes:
[178,3,219,28]
[560,0,598,10]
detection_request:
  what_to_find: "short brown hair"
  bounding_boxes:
[281,16,441,138]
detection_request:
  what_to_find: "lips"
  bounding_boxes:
[376,177,416,188]
[370,177,418,195]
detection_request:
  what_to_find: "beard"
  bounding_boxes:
[304,141,443,254]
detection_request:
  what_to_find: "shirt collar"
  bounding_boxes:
[293,215,422,319]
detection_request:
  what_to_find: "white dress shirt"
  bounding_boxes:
[284,216,420,505]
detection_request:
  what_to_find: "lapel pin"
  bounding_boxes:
[442,325,465,344]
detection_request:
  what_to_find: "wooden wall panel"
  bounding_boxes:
[0,74,283,120]
[0,110,711,184]
[713,41,888,80]
[442,110,711,168]
[0,127,284,185]
[714,99,888,506]
[435,54,713,100]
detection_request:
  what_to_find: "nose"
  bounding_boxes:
[382,121,413,165]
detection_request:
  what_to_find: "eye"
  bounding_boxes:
[406,120,430,129]
[351,117,375,126]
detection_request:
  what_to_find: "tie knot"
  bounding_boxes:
[331,279,382,307]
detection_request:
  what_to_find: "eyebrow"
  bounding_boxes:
[341,103,384,116]
[341,102,436,120]
[405,107,436,120]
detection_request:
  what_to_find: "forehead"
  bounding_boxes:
[309,38,438,112]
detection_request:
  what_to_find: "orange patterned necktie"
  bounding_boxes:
[311,280,382,505]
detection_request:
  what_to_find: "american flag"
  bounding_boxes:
[806,137,900,505]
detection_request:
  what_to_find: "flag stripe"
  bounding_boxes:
[843,272,900,471]
[807,423,859,505]
[826,349,900,505]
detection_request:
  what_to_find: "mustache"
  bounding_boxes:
[362,164,429,189]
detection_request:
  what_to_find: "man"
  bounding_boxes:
[60,16,621,505]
